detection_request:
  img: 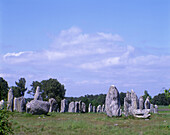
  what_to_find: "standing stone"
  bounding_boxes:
[81,102,86,113]
[79,101,82,113]
[88,103,93,112]
[97,105,102,113]
[102,104,105,112]
[93,106,96,113]
[57,108,60,112]
[131,89,139,110]
[60,99,68,113]
[105,85,121,117]
[0,100,4,110]
[34,86,43,100]
[154,105,158,113]
[49,98,57,112]
[139,96,144,110]
[75,101,79,113]
[150,104,154,113]
[14,96,26,112]
[144,96,150,109]
[26,100,50,115]
[124,91,131,116]
[68,101,75,112]
[7,88,13,112]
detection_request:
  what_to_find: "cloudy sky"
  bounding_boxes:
[0,0,170,97]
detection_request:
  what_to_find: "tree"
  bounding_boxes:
[152,93,170,105]
[143,90,152,102]
[119,92,126,106]
[28,78,66,104]
[12,78,27,98]
[164,88,170,98]
[0,77,9,101]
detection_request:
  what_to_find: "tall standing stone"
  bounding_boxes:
[0,100,4,110]
[131,89,139,110]
[124,91,131,116]
[68,101,75,113]
[97,105,102,113]
[150,104,154,113]
[105,85,121,117]
[88,103,93,112]
[7,88,13,112]
[102,104,105,112]
[49,98,57,112]
[144,96,150,109]
[81,102,86,113]
[14,96,26,112]
[60,99,68,113]
[79,101,82,113]
[93,106,96,113]
[75,101,79,113]
[154,105,158,113]
[139,96,144,110]
[34,86,43,100]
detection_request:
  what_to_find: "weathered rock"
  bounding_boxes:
[34,86,43,100]
[0,100,4,109]
[75,101,79,113]
[102,104,105,112]
[124,91,131,116]
[97,105,102,113]
[79,101,82,113]
[88,103,93,112]
[49,98,57,112]
[133,109,151,118]
[14,96,26,112]
[60,99,68,113]
[93,106,96,113]
[7,88,13,112]
[154,105,158,113]
[26,100,50,115]
[81,102,86,113]
[144,96,150,109]
[131,89,139,110]
[105,85,121,117]
[150,104,154,113]
[139,96,144,110]
[68,101,75,112]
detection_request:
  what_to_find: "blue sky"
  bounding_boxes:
[0,0,170,98]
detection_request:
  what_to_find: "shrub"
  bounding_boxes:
[0,109,13,135]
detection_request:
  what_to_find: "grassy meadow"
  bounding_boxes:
[9,106,170,135]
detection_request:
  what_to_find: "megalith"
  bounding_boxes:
[93,106,96,113]
[75,101,79,113]
[154,105,158,113]
[139,96,144,110]
[7,88,14,112]
[60,99,68,113]
[88,103,93,112]
[14,96,26,112]
[102,104,105,112]
[68,101,75,113]
[105,85,121,117]
[49,98,57,112]
[131,89,139,110]
[124,91,131,116]
[81,102,86,113]
[34,86,43,100]
[97,105,102,113]
[26,100,50,115]
[144,96,150,109]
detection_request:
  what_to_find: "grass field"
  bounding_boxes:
[10,107,170,135]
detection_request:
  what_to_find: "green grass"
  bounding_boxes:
[158,105,170,109]
[9,110,170,135]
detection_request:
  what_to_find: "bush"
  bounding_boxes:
[0,109,13,135]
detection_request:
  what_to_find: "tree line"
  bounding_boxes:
[0,77,170,108]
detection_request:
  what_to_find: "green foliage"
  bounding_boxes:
[152,93,170,105]
[0,109,13,135]
[0,77,9,101]
[12,78,27,98]
[28,78,66,104]
[164,88,170,98]
[143,90,152,102]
